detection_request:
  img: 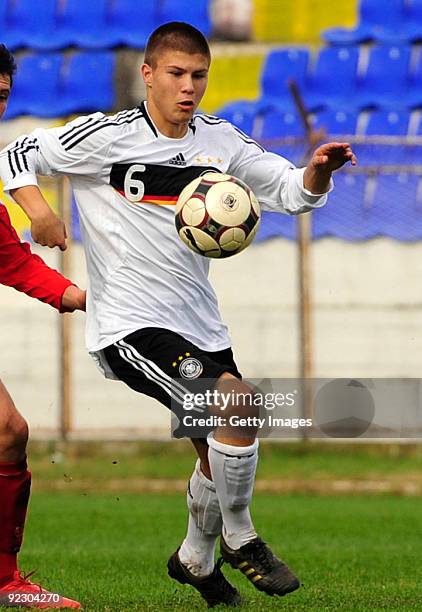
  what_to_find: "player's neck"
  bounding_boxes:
[144,100,189,139]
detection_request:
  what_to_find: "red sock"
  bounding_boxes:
[0,457,31,584]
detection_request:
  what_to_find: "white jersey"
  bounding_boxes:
[0,102,330,371]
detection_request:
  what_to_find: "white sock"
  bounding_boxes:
[207,434,258,550]
[178,459,222,577]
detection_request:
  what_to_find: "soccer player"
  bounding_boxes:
[0,44,82,608]
[0,24,356,607]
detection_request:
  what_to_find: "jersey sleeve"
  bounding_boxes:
[0,205,73,311]
[0,112,114,192]
[225,123,332,214]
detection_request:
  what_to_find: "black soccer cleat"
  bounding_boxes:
[167,548,241,608]
[220,536,300,597]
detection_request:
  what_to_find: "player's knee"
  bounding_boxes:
[0,413,29,453]
[214,375,259,421]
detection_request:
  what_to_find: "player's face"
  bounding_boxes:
[142,50,209,138]
[0,73,11,120]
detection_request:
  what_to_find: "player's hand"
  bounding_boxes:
[310,142,357,172]
[61,286,86,312]
[31,210,67,251]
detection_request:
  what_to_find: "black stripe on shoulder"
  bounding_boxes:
[7,137,40,177]
[8,148,16,178]
[63,111,143,151]
[139,101,158,138]
[194,115,227,127]
[60,108,142,148]
[233,126,265,152]
[59,115,101,145]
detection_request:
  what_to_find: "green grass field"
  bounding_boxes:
[1,442,421,611]
[1,492,420,611]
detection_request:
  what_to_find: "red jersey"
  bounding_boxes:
[0,204,72,311]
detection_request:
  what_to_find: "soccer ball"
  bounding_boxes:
[175,173,260,258]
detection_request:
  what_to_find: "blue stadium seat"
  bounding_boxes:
[217,101,257,136]
[312,174,374,240]
[159,0,211,36]
[257,48,309,112]
[304,46,359,111]
[4,53,63,119]
[2,0,58,51]
[351,45,411,109]
[0,0,8,41]
[52,51,115,115]
[313,110,359,136]
[260,110,304,139]
[108,0,158,48]
[404,50,422,109]
[365,110,410,135]
[398,0,422,43]
[46,0,111,50]
[323,0,404,45]
[370,174,422,240]
[358,110,411,165]
[259,109,305,164]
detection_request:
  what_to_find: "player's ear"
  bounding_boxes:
[141,63,153,88]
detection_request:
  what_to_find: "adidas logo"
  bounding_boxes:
[168,153,187,166]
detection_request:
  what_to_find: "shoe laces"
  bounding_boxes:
[15,570,43,592]
[246,539,274,572]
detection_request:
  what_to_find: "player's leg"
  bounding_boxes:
[0,379,81,609]
[207,373,300,597]
[177,439,220,577]
[103,330,240,607]
[0,378,31,585]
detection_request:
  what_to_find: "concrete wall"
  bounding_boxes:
[1,238,422,438]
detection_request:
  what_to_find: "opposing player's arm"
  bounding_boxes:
[0,112,112,249]
[0,205,85,311]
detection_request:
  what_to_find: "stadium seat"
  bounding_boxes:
[107,0,158,48]
[257,48,309,112]
[217,101,257,137]
[401,0,422,42]
[304,46,360,111]
[0,0,8,41]
[312,174,374,240]
[2,0,58,51]
[159,0,211,37]
[312,110,360,137]
[259,109,305,164]
[4,53,63,119]
[351,45,411,109]
[404,50,422,109]
[323,0,404,45]
[52,51,116,115]
[370,174,422,240]
[365,110,410,136]
[357,110,411,165]
[46,0,112,50]
[260,109,304,139]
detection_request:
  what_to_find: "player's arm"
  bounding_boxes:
[226,125,356,214]
[0,205,85,312]
[0,112,111,249]
[303,142,357,194]
[9,184,67,251]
